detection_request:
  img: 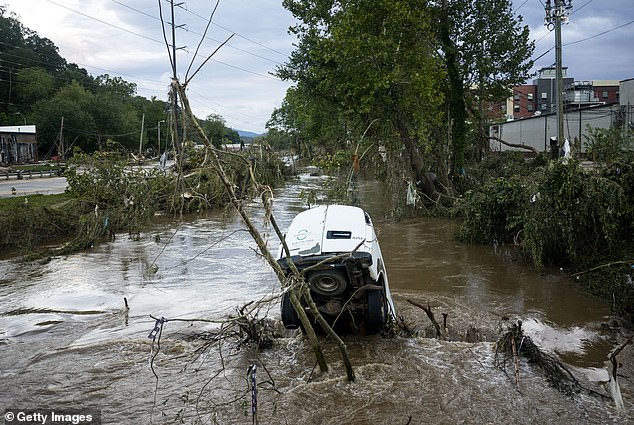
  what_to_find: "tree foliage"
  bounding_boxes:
[278,0,448,202]
[276,0,534,195]
[0,7,237,160]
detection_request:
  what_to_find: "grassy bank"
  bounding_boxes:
[0,146,289,258]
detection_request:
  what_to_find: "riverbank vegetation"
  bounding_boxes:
[0,143,288,256]
[260,1,634,326]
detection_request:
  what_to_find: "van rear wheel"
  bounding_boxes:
[366,288,387,334]
[281,292,301,329]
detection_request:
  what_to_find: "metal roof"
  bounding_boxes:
[0,125,36,134]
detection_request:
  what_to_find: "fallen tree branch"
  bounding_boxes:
[176,80,355,381]
[495,320,611,399]
[488,136,539,155]
[570,259,634,277]
[407,299,445,340]
[609,337,632,410]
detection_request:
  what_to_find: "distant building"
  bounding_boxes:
[509,84,538,119]
[489,79,633,154]
[493,68,621,121]
[591,80,620,104]
[564,80,619,110]
[0,125,38,165]
[534,66,574,115]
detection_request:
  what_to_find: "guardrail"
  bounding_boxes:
[1,169,65,180]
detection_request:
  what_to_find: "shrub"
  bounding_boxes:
[457,176,530,245]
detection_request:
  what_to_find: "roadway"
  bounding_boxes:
[0,176,68,198]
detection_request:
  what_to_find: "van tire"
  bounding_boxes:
[307,270,348,297]
[281,292,301,329]
[366,288,387,334]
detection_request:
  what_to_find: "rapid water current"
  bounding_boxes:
[1,170,632,424]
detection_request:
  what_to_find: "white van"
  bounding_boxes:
[277,205,396,334]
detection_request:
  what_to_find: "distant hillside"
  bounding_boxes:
[235,129,263,139]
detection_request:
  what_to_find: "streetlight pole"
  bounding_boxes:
[545,0,573,150]
[157,120,165,158]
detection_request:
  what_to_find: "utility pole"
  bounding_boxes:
[139,113,145,156]
[59,116,64,159]
[157,119,165,157]
[545,0,573,148]
[169,0,185,165]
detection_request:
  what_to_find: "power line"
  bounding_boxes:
[569,0,594,17]
[565,20,634,47]
[43,0,282,81]
[514,0,530,13]
[532,19,634,65]
[109,0,286,66]
[45,0,161,44]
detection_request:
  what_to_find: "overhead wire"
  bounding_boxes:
[43,0,283,81]
[24,0,291,128]
[110,0,285,65]
[531,8,634,69]
[171,0,291,59]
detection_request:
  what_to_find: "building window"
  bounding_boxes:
[540,103,547,111]
[541,92,548,99]
[514,104,520,113]
[602,91,609,99]
[527,93,533,100]
[527,104,534,112]
[514,93,520,101]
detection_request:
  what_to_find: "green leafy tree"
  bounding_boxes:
[267,86,348,158]
[23,29,66,71]
[434,0,534,168]
[585,127,634,165]
[14,67,55,104]
[94,74,137,99]
[279,0,446,192]
[32,82,97,156]
[200,113,231,148]
[56,63,96,91]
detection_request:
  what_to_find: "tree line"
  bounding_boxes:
[266,0,534,193]
[0,6,240,159]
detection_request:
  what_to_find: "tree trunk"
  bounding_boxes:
[176,81,356,381]
[396,113,437,198]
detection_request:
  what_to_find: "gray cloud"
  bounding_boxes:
[8,0,633,133]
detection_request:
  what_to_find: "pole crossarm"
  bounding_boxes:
[545,0,573,147]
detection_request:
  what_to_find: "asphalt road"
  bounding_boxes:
[0,176,68,198]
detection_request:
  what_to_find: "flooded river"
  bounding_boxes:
[0,172,632,424]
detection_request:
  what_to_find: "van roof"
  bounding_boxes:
[283,205,372,256]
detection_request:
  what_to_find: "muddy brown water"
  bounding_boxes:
[0,172,632,424]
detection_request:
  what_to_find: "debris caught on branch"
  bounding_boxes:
[407,299,447,340]
[609,337,632,411]
[495,320,611,400]
[174,79,355,381]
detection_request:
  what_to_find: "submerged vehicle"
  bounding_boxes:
[277,205,396,334]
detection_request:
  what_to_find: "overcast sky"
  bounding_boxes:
[5,0,634,133]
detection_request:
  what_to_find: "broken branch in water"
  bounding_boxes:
[609,336,632,411]
[406,299,446,340]
[495,320,611,399]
